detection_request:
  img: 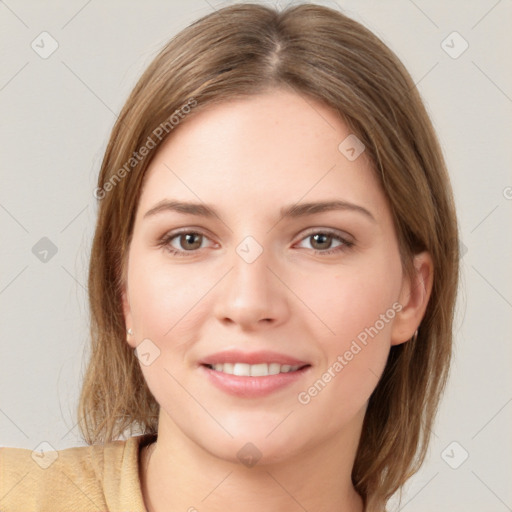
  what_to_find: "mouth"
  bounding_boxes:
[198,350,312,397]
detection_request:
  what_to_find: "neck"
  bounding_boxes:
[140,409,365,512]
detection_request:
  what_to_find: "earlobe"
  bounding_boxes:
[390,251,433,346]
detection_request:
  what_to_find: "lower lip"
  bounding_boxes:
[200,364,311,398]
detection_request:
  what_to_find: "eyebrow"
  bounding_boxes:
[143,199,376,223]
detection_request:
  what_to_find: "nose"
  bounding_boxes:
[213,244,290,331]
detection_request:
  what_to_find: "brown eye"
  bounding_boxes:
[296,229,354,256]
[309,233,335,250]
[158,230,212,256]
[177,233,203,251]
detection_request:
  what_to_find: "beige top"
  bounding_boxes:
[0,433,156,511]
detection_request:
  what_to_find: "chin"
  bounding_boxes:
[205,432,307,468]
[179,411,311,467]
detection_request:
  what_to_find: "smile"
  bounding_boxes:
[199,350,311,397]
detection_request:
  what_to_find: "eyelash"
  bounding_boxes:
[157,228,354,257]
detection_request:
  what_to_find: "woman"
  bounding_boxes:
[0,3,459,511]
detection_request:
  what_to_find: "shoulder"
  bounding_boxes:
[0,433,154,511]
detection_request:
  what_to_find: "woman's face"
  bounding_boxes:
[122,89,428,464]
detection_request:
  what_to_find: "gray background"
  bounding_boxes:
[1,0,511,510]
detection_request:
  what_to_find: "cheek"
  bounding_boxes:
[126,255,212,411]
[293,257,401,414]
[294,255,402,345]
[127,252,210,340]
[126,252,218,393]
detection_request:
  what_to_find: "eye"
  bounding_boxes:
[158,230,214,256]
[295,229,354,256]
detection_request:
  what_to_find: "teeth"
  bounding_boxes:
[208,362,302,376]
[268,363,281,375]
[250,363,267,377]
[234,363,250,376]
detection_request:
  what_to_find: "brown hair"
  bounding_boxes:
[79,3,459,510]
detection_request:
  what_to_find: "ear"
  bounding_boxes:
[121,283,136,349]
[390,251,433,346]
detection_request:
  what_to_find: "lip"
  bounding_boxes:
[198,350,312,398]
[199,364,311,398]
[199,350,309,366]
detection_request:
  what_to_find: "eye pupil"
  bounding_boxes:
[311,233,331,250]
[181,233,202,250]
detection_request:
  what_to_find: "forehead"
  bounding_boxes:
[136,90,387,222]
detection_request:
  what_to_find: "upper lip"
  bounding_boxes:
[199,350,310,367]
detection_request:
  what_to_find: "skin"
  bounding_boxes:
[122,88,433,512]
